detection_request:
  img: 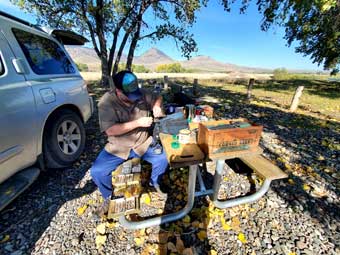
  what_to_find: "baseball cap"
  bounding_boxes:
[113,71,142,101]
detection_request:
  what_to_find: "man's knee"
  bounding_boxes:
[90,159,107,180]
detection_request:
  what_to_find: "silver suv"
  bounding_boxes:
[0,12,93,210]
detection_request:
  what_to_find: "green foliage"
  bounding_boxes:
[75,62,89,72]
[221,0,340,73]
[117,63,150,73]
[131,64,150,73]
[11,0,205,81]
[155,63,187,73]
[273,68,289,80]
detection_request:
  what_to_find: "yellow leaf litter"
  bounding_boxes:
[77,204,88,216]
[238,233,247,244]
[0,235,10,243]
[95,234,107,249]
[96,223,106,235]
[197,230,207,241]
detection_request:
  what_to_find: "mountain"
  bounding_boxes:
[65,46,272,73]
[65,46,127,71]
[134,47,174,68]
[180,55,234,72]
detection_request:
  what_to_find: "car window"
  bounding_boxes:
[12,28,75,75]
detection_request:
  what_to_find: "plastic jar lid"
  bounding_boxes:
[171,141,180,149]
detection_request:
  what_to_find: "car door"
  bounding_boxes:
[0,30,37,184]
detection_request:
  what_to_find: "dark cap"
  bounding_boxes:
[113,70,142,101]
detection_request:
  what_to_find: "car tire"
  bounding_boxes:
[43,109,86,168]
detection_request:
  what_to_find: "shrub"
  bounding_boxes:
[131,64,150,73]
[155,63,186,73]
[76,62,89,71]
[117,63,150,73]
[273,68,289,80]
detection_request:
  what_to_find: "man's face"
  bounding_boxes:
[116,89,134,104]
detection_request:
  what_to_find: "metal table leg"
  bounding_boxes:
[212,159,272,209]
[119,165,198,229]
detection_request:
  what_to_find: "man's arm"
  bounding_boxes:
[105,117,153,136]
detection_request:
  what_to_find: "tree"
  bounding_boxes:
[221,0,340,74]
[76,62,89,72]
[273,68,289,80]
[13,0,205,86]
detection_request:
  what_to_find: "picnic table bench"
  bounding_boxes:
[118,132,287,229]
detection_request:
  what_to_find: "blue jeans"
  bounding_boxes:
[91,145,168,199]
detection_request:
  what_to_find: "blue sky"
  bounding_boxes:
[0,0,322,71]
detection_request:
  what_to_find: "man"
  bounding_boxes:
[91,70,168,217]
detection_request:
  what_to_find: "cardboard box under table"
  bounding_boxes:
[159,133,205,168]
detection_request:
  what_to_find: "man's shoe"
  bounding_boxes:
[94,199,110,219]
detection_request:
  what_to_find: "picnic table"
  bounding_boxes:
[118,132,287,229]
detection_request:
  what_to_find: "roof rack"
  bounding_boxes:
[0,10,37,28]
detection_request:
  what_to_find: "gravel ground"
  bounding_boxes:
[0,83,339,255]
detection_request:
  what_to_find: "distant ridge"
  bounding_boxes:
[66,46,315,73]
[134,47,174,68]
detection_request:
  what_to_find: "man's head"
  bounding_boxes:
[113,70,142,102]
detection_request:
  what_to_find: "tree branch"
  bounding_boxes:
[80,0,101,57]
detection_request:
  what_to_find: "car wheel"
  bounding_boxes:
[43,109,86,168]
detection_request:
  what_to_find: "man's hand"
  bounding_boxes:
[152,105,163,118]
[136,117,153,127]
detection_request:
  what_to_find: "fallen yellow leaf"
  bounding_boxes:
[140,193,151,205]
[210,250,218,255]
[197,230,207,241]
[303,184,311,191]
[106,222,118,229]
[77,205,88,216]
[182,215,191,224]
[288,179,295,185]
[134,237,145,246]
[95,234,107,249]
[231,217,241,232]
[0,235,10,243]
[288,253,296,255]
[96,223,106,235]
[220,217,231,231]
[238,233,247,244]
[192,221,200,228]
[87,199,95,205]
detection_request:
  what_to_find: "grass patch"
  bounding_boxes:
[198,78,340,121]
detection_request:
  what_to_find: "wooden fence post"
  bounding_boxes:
[247,78,255,101]
[138,79,144,88]
[193,78,198,96]
[290,86,304,112]
[164,75,169,90]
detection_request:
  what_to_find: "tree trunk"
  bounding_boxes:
[101,57,111,88]
[290,86,304,112]
[164,75,169,90]
[112,28,133,75]
[247,78,255,101]
[193,78,198,96]
[126,20,142,70]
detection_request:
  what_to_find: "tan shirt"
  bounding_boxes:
[98,89,157,159]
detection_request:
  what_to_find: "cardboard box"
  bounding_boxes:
[198,118,263,159]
